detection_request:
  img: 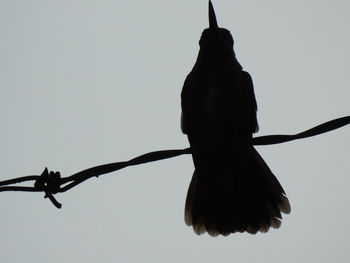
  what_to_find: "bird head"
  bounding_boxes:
[199,1,234,49]
[193,1,242,72]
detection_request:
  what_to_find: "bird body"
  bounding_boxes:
[181,1,290,236]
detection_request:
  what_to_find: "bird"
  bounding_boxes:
[180,1,290,236]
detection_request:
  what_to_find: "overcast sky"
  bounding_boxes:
[0,0,349,262]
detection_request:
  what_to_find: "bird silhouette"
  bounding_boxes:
[181,1,290,236]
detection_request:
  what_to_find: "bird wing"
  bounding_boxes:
[181,74,196,135]
[241,71,259,133]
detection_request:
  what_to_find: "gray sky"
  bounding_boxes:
[0,0,349,262]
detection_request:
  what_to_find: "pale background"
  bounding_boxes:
[0,0,349,262]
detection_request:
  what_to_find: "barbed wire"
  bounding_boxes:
[0,116,349,208]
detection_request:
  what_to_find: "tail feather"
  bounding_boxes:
[255,149,291,214]
[184,147,290,236]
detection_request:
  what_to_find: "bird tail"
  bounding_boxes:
[184,147,290,236]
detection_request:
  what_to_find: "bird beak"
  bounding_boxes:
[209,1,219,29]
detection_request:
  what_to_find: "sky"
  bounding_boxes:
[0,0,349,262]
